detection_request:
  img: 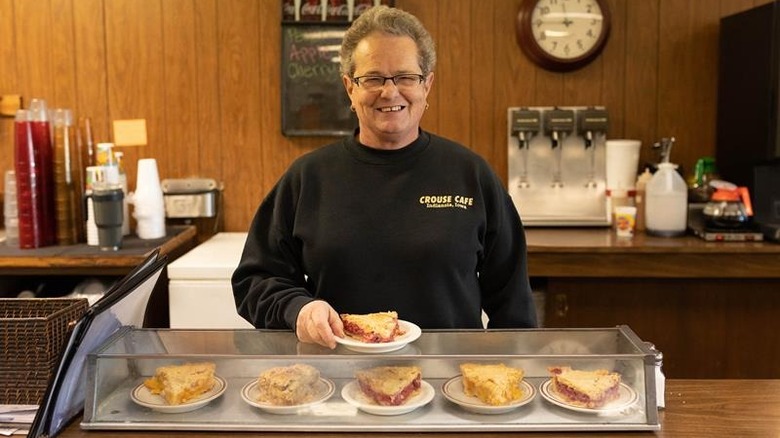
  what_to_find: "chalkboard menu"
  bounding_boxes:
[281,24,357,136]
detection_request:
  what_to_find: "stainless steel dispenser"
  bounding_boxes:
[509,108,541,189]
[543,108,575,188]
[578,107,609,188]
[507,106,610,226]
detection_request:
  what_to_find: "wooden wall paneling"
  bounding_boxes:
[599,0,626,140]
[14,0,54,102]
[624,0,659,168]
[433,0,471,147]
[563,61,603,106]
[469,0,497,169]
[161,0,199,179]
[105,0,166,195]
[258,0,288,204]
[193,0,223,182]
[533,70,565,106]
[3,0,771,231]
[0,0,17,177]
[217,0,263,231]
[49,0,78,111]
[397,0,439,134]
[72,0,110,143]
[657,0,722,177]
[494,0,532,184]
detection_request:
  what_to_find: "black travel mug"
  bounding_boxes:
[91,185,124,251]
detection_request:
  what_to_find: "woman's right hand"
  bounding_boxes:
[295,300,345,349]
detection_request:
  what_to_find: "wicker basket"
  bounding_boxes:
[0,298,88,404]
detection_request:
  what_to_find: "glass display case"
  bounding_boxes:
[82,326,660,432]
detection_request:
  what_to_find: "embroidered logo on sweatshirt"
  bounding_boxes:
[419,195,474,210]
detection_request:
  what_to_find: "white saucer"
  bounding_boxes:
[441,375,536,414]
[540,379,638,414]
[241,377,335,414]
[131,376,226,414]
[340,380,434,416]
[335,320,422,353]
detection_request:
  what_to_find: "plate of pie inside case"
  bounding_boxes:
[131,376,227,414]
[340,380,435,416]
[241,377,335,414]
[442,376,536,415]
[540,379,638,414]
[334,320,422,353]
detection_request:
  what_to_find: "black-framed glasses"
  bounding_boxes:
[352,74,425,91]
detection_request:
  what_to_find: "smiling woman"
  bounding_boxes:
[342,32,433,149]
[232,5,538,349]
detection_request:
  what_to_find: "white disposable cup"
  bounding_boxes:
[132,158,166,239]
[614,206,638,238]
[606,139,641,190]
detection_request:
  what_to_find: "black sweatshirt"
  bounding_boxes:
[232,130,537,330]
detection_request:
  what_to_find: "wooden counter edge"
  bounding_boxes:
[55,379,780,438]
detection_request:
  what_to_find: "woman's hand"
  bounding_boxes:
[295,300,345,349]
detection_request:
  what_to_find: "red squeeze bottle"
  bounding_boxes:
[14,109,43,248]
[28,98,57,246]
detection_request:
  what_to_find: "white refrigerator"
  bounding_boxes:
[167,232,252,328]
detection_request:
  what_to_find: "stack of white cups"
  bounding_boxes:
[130,158,166,239]
[4,170,19,247]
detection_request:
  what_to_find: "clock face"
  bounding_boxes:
[516,0,611,71]
[531,0,604,59]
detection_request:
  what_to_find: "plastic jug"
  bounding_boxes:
[645,162,687,237]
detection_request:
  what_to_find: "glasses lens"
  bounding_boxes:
[394,74,422,88]
[356,74,423,90]
[359,77,384,90]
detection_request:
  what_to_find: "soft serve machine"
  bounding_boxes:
[507,106,610,226]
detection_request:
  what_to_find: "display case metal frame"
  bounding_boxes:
[82,325,660,432]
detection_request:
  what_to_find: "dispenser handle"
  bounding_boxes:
[738,186,754,216]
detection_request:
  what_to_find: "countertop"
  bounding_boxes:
[524,227,780,278]
[0,225,198,275]
[56,379,780,438]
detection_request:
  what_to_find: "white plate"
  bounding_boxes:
[335,320,422,353]
[131,376,226,414]
[240,377,335,414]
[340,380,434,416]
[441,375,536,415]
[540,379,638,414]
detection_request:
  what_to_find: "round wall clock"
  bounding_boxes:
[516,0,611,72]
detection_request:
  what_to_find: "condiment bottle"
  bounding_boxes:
[635,168,652,232]
[646,138,687,237]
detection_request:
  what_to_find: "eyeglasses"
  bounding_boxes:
[352,74,425,91]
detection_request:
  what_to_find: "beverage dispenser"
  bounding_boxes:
[507,106,610,226]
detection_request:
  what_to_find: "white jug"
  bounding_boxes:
[645,162,687,237]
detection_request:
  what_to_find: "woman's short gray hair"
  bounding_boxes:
[340,5,437,78]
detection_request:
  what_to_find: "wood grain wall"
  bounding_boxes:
[0,0,773,231]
